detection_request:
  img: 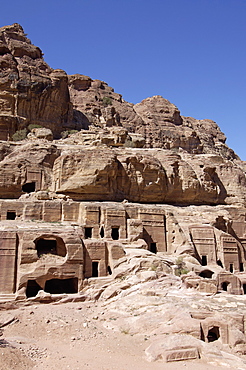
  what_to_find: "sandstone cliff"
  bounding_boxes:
[1,24,246,368]
[0,23,71,139]
[0,23,238,162]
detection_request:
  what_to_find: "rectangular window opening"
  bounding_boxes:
[85,227,92,239]
[111,227,119,240]
[201,255,207,266]
[7,211,16,220]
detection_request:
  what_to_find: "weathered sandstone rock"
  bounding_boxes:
[1,23,246,368]
[0,24,72,139]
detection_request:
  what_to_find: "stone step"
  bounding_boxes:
[0,294,15,302]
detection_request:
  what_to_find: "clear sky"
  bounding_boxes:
[1,0,246,159]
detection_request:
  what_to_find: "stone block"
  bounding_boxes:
[165,347,199,362]
[24,202,43,221]
[62,201,80,222]
[43,201,61,222]
[127,219,143,241]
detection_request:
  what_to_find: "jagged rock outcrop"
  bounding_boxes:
[0,141,59,198]
[0,140,244,205]
[0,23,71,139]
[0,23,244,206]
[0,23,239,165]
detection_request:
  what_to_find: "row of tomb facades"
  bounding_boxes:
[1,199,246,297]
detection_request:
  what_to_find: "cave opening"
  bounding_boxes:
[22,182,36,193]
[85,227,92,239]
[207,326,220,342]
[26,280,42,298]
[201,255,207,266]
[111,227,119,240]
[7,211,16,220]
[36,239,57,257]
[35,236,66,257]
[44,278,78,294]
[100,227,104,238]
[150,242,157,254]
[199,270,214,279]
[222,281,229,291]
[217,260,223,268]
[92,261,99,277]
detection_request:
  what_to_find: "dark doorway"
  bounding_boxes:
[240,263,244,272]
[36,239,57,257]
[7,211,16,220]
[107,266,112,275]
[111,227,119,240]
[44,278,78,294]
[26,280,42,298]
[222,281,229,291]
[150,243,157,254]
[100,227,104,238]
[207,326,220,342]
[85,227,92,239]
[230,263,234,273]
[217,260,223,268]
[22,182,36,193]
[243,284,246,294]
[92,261,99,277]
[201,255,207,266]
[199,270,214,279]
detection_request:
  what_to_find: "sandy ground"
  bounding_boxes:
[0,300,240,370]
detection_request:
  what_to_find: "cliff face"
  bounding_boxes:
[0,24,244,207]
[0,23,238,160]
[0,23,71,139]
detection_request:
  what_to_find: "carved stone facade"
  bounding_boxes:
[0,198,246,298]
[1,23,246,304]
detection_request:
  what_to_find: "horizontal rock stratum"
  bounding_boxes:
[1,23,246,368]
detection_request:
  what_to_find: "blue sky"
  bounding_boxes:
[1,0,246,159]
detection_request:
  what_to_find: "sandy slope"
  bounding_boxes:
[0,300,239,370]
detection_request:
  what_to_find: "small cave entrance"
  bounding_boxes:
[111,227,119,240]
[222,281,230,291]
[92,261,99,277]
[36,239,56,257]
[35,236,66,257]
[217,260,223,268]
[207,326,220,342]
[199,270,214,279]
[26,280,42,298]
[7,211,16,220]
[230,263,234,273]
[22,182,36,193]
[100,226,104,238]
[150,242,157,254]
[85,227,92,239]
[240,263,244,272]
[243,284,246,294]
[44,278,78,294]
[107,266,112,275]
[201,255,207,266]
